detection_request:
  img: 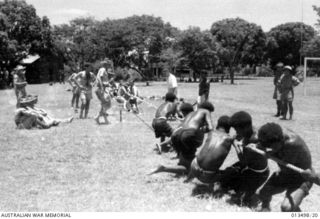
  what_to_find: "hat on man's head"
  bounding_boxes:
[276,62,284,68]
[19,95,38,107]
[15,65,26,71]
[283,66,292,71]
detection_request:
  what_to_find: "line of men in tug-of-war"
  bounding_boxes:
[149,85,319,212]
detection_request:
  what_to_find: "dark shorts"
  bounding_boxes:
[189,158,220,183]
[264,170,312,195]
[129,97,137,105]
[171,128,204,161]
[220,161,269,194]
[152,118,173,138]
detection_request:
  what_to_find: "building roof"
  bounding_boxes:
[20,54,40,64]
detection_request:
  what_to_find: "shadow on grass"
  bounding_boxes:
[191,183,260,209]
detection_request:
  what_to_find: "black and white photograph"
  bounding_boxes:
[0,0,320,215]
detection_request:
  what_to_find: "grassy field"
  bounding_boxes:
[0,78,319,212]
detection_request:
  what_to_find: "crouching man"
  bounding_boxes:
[149,101,214,175]
[186,115,233,183]
[257,123,317,212]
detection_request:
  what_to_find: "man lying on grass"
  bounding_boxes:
[185,115,233,184]
[218,111,269,206]
[149,101,214,176]
[257,123,318,212]
[15,96,73,129]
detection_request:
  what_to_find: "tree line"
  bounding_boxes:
[1,0,320,84]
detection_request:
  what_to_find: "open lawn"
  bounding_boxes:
[0,78,320,212]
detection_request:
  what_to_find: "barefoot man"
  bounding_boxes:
[72,63,96,119]
[257,123,317,212]
[150,101,214,176]
[152,92,177,152]
[15,95,73,129]
[186,115,233,184]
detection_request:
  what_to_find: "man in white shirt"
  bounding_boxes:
[164,66,178,98]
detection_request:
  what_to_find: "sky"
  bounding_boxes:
[26,0,320,31]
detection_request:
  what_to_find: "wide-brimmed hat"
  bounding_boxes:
[19,95,38,107]
[283,66,292,71]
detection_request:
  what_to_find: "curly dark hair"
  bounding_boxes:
[229,111,252,128]
[198,101,214,112]
[165,92,176,102]
[217,115,231,133]
[258,123,283,145]
[179,103,194,115]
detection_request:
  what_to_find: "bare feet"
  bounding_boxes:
[95,116,100,124]
[148,165,165,175]
[68,117,74,123]
[155,143,162,154]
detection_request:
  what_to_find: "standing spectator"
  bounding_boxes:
[13,65,27,108]
[164,66,178,98]
[59,70,65,84]
[4,68,9,88]
[198,71,210,104]
[273,62,284,117]
[68,71,80,112]
[71,63,96,119]
[279,66,300,120]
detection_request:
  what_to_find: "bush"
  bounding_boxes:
[256,66,273,77]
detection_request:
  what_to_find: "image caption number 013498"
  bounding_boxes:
[291,213,319,218]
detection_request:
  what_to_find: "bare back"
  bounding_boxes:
[155,102,177,118]
[197,131,233,171]
[182,109,213,130]
[279,128,312,171]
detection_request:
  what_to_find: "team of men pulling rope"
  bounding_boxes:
[11,59,320,212]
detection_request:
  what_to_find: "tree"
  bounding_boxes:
[302,36,320,57]
[177,27,218,81]
[266,22,316,67]
[0,0,57,76]
[210,18,267,84]
[313,5,320,31]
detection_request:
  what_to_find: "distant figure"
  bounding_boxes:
[273,62,284,117]
[68,72,80,112]
[164,66,178,98]
[95,59,115,123]
[127,80,142,114]
[95,59,114,102]
[149,101,214,176]
[95,85,112,124]
[115,80,132,111]
[59,70,65,84]
[15,96,73,129]
[72,63,96,119]
[186,115,233,184]
[13,65,27,108]
[198,71,210,104]
[257,123,316,212]
[278,66,300,120]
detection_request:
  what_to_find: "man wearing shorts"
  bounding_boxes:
[72,63,96,119]
[257,123,316,212]
[186,115,233,184]
[149,101,214,175]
